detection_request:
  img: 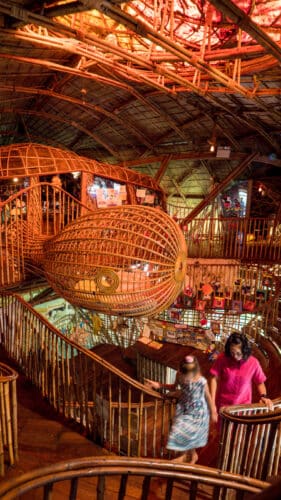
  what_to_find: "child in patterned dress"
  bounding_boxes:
[145,355,217,463]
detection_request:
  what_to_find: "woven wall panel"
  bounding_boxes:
[42,206,187,316]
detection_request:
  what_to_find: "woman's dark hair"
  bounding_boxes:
[179,355,200,375]
[225,332,252,360]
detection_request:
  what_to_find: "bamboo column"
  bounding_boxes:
[0,363,18,476]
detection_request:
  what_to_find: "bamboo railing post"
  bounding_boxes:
[0,363,19,475]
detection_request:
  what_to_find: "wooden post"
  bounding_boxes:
[80,172,97,215]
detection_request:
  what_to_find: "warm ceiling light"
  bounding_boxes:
[72,172,80,179]
[12,177,19,183]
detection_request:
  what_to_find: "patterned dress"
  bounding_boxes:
[166,376,210,451]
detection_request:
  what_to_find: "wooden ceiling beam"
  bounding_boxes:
[0,107,122,157]
[181,153,258,226]
[154,155,172,182]
[0,4,255,100]
[0,84,143,154]
[121,152,246,168]
[0,2,279,100]
[4,29,192,144]
[209,0,281,64]
[149,44,266,63]
[96,1,251,97]
[206,91,281,154]
[168,164,200,197]
[0,52,131,91]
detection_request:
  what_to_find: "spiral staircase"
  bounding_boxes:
[0,182,281,498]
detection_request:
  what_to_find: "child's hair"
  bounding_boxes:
[179,355,200,375]
[225,332,252,360]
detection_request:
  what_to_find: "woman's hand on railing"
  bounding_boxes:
[144,378,160,390]
[259,396,274,411]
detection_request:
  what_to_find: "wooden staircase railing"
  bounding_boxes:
[0,456,270,499]
[0,363,18,476]
[218,398,281,481]
[0,183,93,288]
[184,216,281,261]
[0,292,172,458]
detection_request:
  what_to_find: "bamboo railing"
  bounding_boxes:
[184,216,281,261]
[0,292,172,458]
[0,291,281,484]
[0,363,18,476]
[0,456,270,500]
[218,399,281,481]
[0,183,92,287]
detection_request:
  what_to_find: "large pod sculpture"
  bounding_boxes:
[42,206,187,317]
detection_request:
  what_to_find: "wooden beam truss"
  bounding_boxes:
[181,152,258,226]
[0,0,280,98]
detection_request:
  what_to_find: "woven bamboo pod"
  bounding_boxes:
[42,206,187,316]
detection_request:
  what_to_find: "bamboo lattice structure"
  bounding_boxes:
[0,143,164,198]
[0,456,270,500]
[0,183,92,287]
[42,205,187,316]
[0,362,18,476]
[184,216,281,262]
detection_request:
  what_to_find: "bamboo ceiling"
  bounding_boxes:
[0,0,281,203]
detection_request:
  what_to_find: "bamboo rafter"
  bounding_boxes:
[0,5,280,98]
[0,84,155,150]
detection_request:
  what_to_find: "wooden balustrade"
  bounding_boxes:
[0,362,18,476]
[0,183,92,287]
[184,216,281,261]
[0,292,173,458]
[0,456,270,499]
[218,398,281,481]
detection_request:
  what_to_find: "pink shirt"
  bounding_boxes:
[210,353,266,409]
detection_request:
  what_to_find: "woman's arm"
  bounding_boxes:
[205,384,218,423]
[256,382,274,410]
[209,375,218,407]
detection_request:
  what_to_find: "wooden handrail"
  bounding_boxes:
[0,292,161,397]
[0,456,270,499]
[0,292,171,458]
[218,399,281,480]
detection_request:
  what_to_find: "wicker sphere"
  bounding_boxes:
[42,206,187,317]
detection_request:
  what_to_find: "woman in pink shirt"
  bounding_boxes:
[210,333,273,417]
